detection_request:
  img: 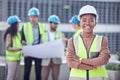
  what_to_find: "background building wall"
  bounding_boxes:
[0,0,120,54]
[0,0,120,24]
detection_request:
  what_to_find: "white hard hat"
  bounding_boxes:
[78,5,98,22]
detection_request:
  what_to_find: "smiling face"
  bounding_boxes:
[80,14,96,34]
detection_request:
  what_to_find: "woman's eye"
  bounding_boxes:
[82,18,86,22]
[90,18,95,22]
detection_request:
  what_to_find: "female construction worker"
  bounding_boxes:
[69,15,82,37]
[4,15,22,80]
[66,5,110,80]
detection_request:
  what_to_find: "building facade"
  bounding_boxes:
[0,0,120,54]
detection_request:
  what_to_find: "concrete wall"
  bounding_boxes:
[19,63,70,80]
[0,66,6,80]
[0,31,5,56]
[0,63,70,80]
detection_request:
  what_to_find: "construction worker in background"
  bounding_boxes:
[69,15,82,37]
[41,15,68,80]
[66,5,110,80]
[21,7,46,80]
[4,15,22,80]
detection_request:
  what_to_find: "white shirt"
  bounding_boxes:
[48,31,56,41]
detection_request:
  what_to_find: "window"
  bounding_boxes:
[6,0,120,24]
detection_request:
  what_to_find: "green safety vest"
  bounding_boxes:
[6,32,22,61]
[23,22,46,44]
[41,31,64,43]
[73,29,82,37]
[70,35,108,79]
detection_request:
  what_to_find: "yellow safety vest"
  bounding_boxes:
[73,29,82,37]
[23,22,46,44]
[6,32,22,61]
[70,35,108,79]
[41,31,64,43]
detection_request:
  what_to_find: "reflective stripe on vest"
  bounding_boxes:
[6,32,22,61]
[70,35,108,79]
[23,22,46,44]
[41,31,64,43]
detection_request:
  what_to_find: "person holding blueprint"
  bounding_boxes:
[41,15,67,80]
[21,7,46,80]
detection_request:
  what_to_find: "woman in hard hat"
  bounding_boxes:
[69,15,82,37]
[66,5,110,80]
[3,15,22,80]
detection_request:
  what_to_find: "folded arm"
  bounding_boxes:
[66,38,95,70]
[81,37,110,68]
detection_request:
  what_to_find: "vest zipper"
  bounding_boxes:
[80,35,96,80]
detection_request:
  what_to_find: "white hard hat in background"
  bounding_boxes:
[78,5,98,22]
